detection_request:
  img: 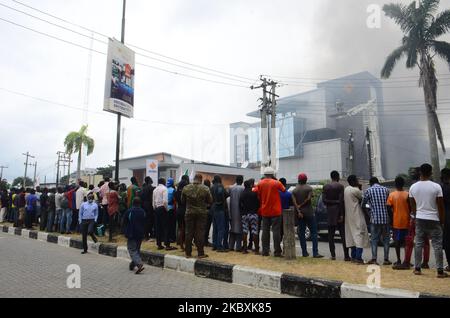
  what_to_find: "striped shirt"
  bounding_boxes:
[362,184,390,224]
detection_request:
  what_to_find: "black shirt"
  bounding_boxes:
[239,188,260,215]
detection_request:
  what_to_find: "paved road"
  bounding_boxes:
[0,233,291,298]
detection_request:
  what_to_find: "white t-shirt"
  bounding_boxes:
[409,180,443,221]
[55,193,63,209]
[76,187,87,210]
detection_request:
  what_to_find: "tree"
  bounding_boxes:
[381,0,450,175]
[0,180,10,191]
[59,175,70,185]
[96,165,115,179]
[64,125,95,181]
[12,177,33,188]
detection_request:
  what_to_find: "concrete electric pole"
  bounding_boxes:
[22,152,35,188]
[251,77,279,173]
[0,166,8,181]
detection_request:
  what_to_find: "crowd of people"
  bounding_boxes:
[0,163,449,278]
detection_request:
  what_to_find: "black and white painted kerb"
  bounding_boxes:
[2,225,447,298]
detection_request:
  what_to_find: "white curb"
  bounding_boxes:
[87,241,100,254]
[37,232,48,241]
[21,229,30,239]
[233,265,282,293]
[57,236,71,247]
[164,254,196,274]
[340,283,420,298]
[117,246,131,260]
[8,227,15,235]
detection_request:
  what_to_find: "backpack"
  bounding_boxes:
[61,195,69,209]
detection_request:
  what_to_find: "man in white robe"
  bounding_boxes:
[344,175,369,264]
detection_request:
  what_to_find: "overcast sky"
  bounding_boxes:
[1,0,450,183]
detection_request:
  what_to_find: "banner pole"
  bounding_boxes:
[114,0,126,183]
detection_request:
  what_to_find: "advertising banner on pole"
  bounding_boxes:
[104,38,135,118]
[146,159,158,185]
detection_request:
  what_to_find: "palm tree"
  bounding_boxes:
[64,125,95,181]
[381,0,450,174]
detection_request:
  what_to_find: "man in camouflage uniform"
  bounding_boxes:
[182,174,213,258]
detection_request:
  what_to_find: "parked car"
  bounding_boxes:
[299,194,330,241]
[309,195,394,246]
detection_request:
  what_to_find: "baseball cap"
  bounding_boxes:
[298,173,308,182]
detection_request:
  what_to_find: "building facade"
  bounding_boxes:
[117,152,260,187]
[231,71,428,182]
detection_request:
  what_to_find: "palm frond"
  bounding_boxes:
[84,136,95,156]
[427,10,450,39]
[431,40,450,66]
[64,132,79,154]
[381,45,407,78]
[79,125,88,136]
[420,0,440,17]
[383,2,417,33]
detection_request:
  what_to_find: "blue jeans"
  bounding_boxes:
[46,210,55,232]
[60,208,72,233]
[351,247,364,260]
[10,207,17,223]
[212,207,226,250]
[370,223,390,261]
[298,214,319,256]
[223,211,230,249]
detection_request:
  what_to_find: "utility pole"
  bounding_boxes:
[0,165,8,181]
[67,153,72,185]
[22,152,35,188]
[114,0,126,183]
[32,162,37,186]
[120,127,125,159]
[269,80,279,172]
[251,76,279,172]
[56,160,60,188]
[251,77,269,170]
[348,130,354,176]
[366,127,374,179]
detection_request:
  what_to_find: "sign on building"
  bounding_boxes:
[104,38,135,118]
[146,160,158,185]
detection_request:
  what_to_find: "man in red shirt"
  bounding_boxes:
[253,167,285,257]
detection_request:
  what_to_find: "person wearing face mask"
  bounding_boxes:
[79,194,99,254]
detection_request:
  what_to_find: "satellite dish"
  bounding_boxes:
[241,161,249,169]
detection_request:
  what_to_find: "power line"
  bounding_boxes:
[0,16,251,89]
[265,73,450,82]
[278,81,450,89]
[0,2,108,44]
[0,3,256,85]
[5,2,450,89]
[12,0,110,38]
[0,87,229,127]
[8,0,258,83]
[8,0,450,85]
[0,16,106,54]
